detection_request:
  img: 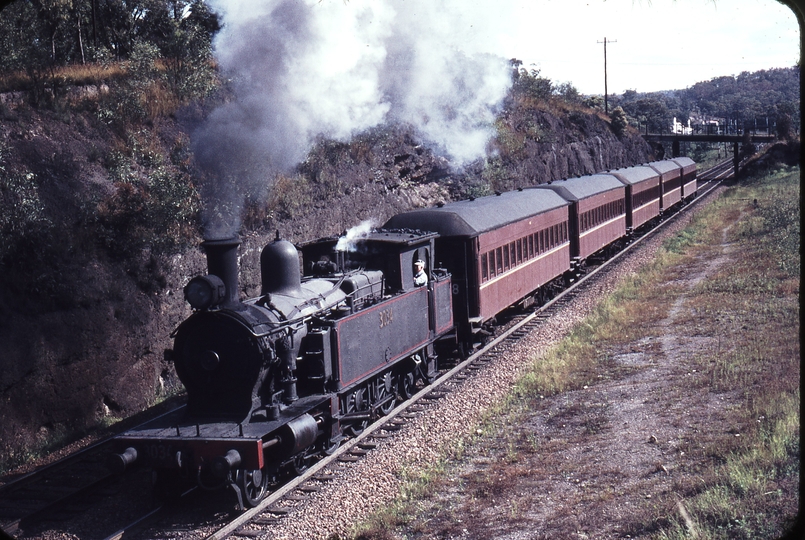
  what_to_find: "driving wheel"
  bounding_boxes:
[236,468,269,507]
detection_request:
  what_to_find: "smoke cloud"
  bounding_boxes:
[192,0,514,238]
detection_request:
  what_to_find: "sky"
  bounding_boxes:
[499,0,800,94]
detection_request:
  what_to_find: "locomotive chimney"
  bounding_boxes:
[201,236,242,309]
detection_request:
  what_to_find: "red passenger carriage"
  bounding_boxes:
[648,159,683,212]
[672,156,698,201]
[608,165,661,233]
[532,173,627,265]
[385,189,571,346]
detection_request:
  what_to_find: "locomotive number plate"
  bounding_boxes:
[379,308,393,328]
[146,443,175,465]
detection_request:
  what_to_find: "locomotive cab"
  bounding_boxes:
[300,229,437,295]
[297,228,455,390]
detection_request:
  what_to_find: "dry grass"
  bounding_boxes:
[0,62,126,93]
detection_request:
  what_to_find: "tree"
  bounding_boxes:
[553,82,581,104]
[510,63,552,101]
[158,0,219,101]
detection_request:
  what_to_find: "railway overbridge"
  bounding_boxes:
[643,129,777,177]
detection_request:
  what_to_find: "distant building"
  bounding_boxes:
[671,116,693,135]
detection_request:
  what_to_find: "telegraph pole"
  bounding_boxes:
[597,37,616,114]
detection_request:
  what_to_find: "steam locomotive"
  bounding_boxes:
[109,157,696,508]
[110,229,454,508]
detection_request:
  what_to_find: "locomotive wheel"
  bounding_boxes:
[377,372,397,415]
[291,453,309,475]
[400,372,416,400]
[345,388,369,436]
[236,468,269,507]
[323,438,341,456]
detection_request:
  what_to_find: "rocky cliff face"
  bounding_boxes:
[0,99,652,470]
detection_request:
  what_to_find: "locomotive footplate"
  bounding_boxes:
[110,395,335,473]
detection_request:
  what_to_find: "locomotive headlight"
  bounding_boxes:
[184,275,226,310]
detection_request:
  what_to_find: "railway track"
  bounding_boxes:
[0,438,117,536]
[3,164,729,540]
[0,406,185,538]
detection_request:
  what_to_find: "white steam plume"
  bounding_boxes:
[336,219,377,252]
[193,0,514,238]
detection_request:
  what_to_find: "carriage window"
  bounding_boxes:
[528,234,534,257]
[503,245,510,269]
[495,248,503,274]
[516,239,522,264]
[481,253,488,281]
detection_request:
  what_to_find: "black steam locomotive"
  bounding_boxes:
[109,158,696,508]
[110,229,454,508]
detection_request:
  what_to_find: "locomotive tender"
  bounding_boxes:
[110,158,696,508]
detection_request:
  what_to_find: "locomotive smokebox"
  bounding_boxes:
[260,235,302,296]
[201,236,242,309]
